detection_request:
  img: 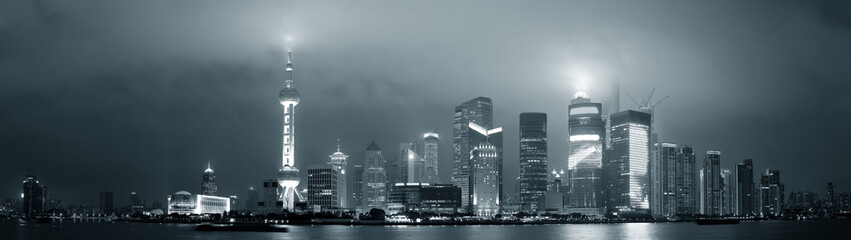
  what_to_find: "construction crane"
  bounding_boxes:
[625,88,669,113]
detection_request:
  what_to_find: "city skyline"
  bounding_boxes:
[2,0,851,208]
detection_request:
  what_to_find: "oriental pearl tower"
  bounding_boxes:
[277,37,304,211]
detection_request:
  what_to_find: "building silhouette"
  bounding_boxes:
[656,143,697,216]
[202,163,217,195]
[22,175,46,217]
[701,150,722,216]
[99,191,114,215]
[453,97,494,212]
[605,110,651,214]
[759,168,784,217]
[352,164,364,212]
[362,141,387,211]
[736,159,755,216]
[422,132,440,183]
[387,183,461,214]
[567,92,605,214]
[246,186,258,212]
[519,112,547,213]
[328,139,349,208]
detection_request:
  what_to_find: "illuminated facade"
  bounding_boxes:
[605,110,651,213]
[453,97,493,211]
[352,164,364,212]
[468,122,503,210]
[201,163,217,195]
[389,143,423,185]
[702,150,722,216]
[307,165,338,209]
[472,142,500,217]
[362,141,387,211]
[423,132,440,183]
[167,191,231,215]
[566,92,605,211]
[277,38,305,211]
[736,159,755,216]
[656,143,697,216]
[519,112,547,212]
[328,139,349,208]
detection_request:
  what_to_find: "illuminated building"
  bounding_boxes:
[202,163,217,195]
[100,191,114,215]
[352,164,364,212]
[519,112,547,213]
[307,165,338,209]
[566,92,605,214]
[468,122,503,210]
[656,143,697,216]
[721,168,732,215]
[825,182,838,210]
[736,159,755,216]
[405,144,425,183]
[453,97,493,212]
[758,168,784,217]
[472,142,500,217]
[389,142,419,186]
[387,183,461,215]
[328,139,349,208]
[423,132,440,183]
[605,110,651,213]
[702,150,722,216]
[167,191,230,215]
[277,38,305,211]
[362,141,387,211]
[22,175,46,217]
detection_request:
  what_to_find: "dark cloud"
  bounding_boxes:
[1,0,849,206]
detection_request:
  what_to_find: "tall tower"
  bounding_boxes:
[605,110,651,214]
[453,97,493,212]
[328,138,349,208]
[519,112,547,212]
[422,132,440,183]
[277,37,304,211]
[567,91,605,212]
[702,150,722,216]
[362,141,387,211]
[202,162,217,195]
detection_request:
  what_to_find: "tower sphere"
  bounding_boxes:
[279,87,300,106]
[277,165,301,188]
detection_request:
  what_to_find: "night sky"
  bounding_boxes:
[1,0,850,207]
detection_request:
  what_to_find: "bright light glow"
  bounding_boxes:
[707,150,721,155]
[570,134,600,141]
[574,91,589,99]
[424,132,439,139]
[570,106,599,115]
[469,122,488,135]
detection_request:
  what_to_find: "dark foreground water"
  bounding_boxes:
[2,219,848,240]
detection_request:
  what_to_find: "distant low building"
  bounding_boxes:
[167,191,230,215]
[387,183,461,215]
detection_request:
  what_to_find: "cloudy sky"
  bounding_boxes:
[1,0,850,206]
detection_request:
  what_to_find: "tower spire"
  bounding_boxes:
[285,37,294,88]
[336,138,341,152]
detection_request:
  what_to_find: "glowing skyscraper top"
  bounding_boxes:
[277,37,304,211]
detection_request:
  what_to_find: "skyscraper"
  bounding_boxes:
[472,142,499,217]
[328,139,349,208]
[130,192,144,212]
[405,146,425,183]
[736,159,755,216]
[721,168,732,215]
[825,182,838,210]
[605,110,651,213]
[453,97,493,212]
[277,37,304,211]
[657,144,697,215]
[22,175,46,217]
[202,163,217,195]
[352,164,364,212]
[390,142,423,185]
[468,122,503,211]
[246,186,258,212]
[567,92,605,213]
[519,112,547,212]
[422,132,440,183]
[307,165,338,209]
[362,141,387,211]
[759,168,784,217]
[702,150,722,216]
[99,191,114,215]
